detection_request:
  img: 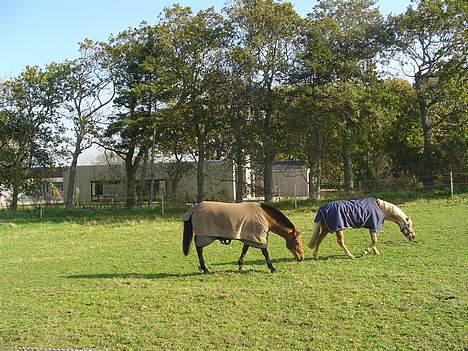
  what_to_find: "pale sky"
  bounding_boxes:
[0,0,411,79]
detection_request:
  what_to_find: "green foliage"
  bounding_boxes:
[300,0,385,82]
[390,0,467,185]
[0,65,65,209]
[379,78,423,176]
[1,0,466,204]
[225,0,303,200]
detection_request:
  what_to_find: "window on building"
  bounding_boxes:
[91,181,121,201]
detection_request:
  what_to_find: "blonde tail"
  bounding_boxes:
[309,221,321,249]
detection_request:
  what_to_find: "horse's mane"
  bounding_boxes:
[260,203,295,230]
[377,199,408,221]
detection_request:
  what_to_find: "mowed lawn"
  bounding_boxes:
[0,197,466,350]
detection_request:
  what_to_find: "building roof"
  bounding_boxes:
[272,160,306,171]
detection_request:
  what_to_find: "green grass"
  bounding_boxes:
[0,197,466,350]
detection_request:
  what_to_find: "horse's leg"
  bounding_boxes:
[371,231,380,255]
[237,244,250,271]
[196,246,209,274]
[261,248,276,273]
[312,223,328,260]
[336,230,355,259]
[308,222,321,249]
[363,230,373,255]
[363,230,380,255]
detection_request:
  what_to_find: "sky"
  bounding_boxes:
[0,0,412,80]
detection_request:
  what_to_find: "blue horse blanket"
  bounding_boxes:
[314,198,385,232]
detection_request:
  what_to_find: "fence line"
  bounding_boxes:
[1,172,467,210]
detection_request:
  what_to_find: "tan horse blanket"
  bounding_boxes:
[182,201,269,247]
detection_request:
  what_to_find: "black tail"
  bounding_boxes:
[183,216,194,256]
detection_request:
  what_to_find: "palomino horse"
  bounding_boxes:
[182,201,304,273]
[309,198,415,259]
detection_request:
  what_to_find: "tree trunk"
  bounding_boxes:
[125,174,137,208]
[418,98,434,189]
[148,128,156,207]
[235,153,244,203]
[65,140,81,209]
[10,183,19,211]
[125,165,137,209]
[415,74,434,190]
[197,138,205,203]
[166,161,184,199]
[232,109,246,203]
[342,133,353,192]
[262,107,274,202]
[308,169,314,199]
[313,124,322,199]
[137,151,148,208]
[124,153,138,208]
[264,150,273,202]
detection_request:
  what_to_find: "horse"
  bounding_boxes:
[308,198,415,259]
[182,201,304,273]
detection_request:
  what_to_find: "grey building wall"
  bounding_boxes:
[63,160,235,203]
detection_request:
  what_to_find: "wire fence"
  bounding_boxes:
[322,172,468,195]
[1,172,467,211]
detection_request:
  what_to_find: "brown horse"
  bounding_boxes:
[309,198,415,259]
[182,201,304,273]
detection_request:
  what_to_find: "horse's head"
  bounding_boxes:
[400,217,416,241]
[286,229,304,261]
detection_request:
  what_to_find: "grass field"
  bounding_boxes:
[0,196,466,350]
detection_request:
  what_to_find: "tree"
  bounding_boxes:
[0,65,64,210]
[226,0,302,201]
[218,56,257,202]
[159,5,227,202]
[99,25,160,208]
[296,0,387,193]
[390,0,467,188]
[380,78,422,177]
[61,40,115,209]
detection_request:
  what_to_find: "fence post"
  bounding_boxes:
[161,191,165,216]
[450,171,454,200]
[294,184,297,210]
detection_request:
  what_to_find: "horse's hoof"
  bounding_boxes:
[362,250,369,256]
[199,266,210,274]
[238,266,245,271]
[348,255,355,259]
[270,268,277,273]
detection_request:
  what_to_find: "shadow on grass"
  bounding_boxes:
[306,254,355,261]
[211,254,356,267]
[66,268,274,279]
[66,272,202,280]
